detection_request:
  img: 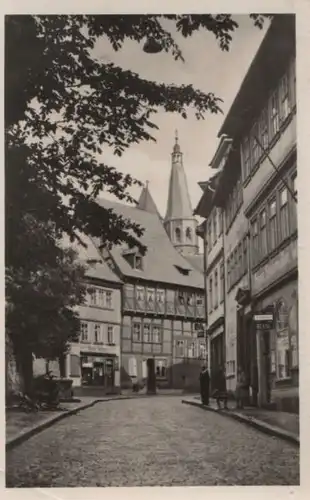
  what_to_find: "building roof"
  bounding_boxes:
[61,232,122,284]
[96,198,204,289]
[136,182,162,217]
[165,136,194,221]
[194,171,221,218]
[185,254,204,273]
[218,15,295,138]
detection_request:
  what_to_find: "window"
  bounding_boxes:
[208,276,213,311]
[277,348,290,379]
[135,255,143,270]
[98,289,105,306]
[132,323,141,342]
[176,340,185,358]
[155,359,167,378]
[156,289,165,303]
[243,237,248,274]
[234,248,238,284]
[227,257,231,290]
[207,220,212,251]
[196,295,204,307]
[143,323,151,343]
[270,90,280,139]
[252,219,259,267]
[290,56,296,108]
[94,323,101,343]
[188,342,196,359]
[276,300,289,331]
[242,136,251,181]
[136,286,145,302]
[213,211,217,244]
[186,227,192,241]
[236,178,242,209]
[80,322,89,342]
[198,341,207,360]
[220,262,224,303]
[105,291,112,308]
[260,209,268,259]
[175,227,181,242]
[279,72,291,122]
[259,107,269,150]
[152,326,161,344]
[291,173,297,231]
[142,360,148,379]
[107,325,114,344]
[128,357,137,377]
[89,288,97,306]
[269,199,277,252]
[280,187,290,241]
[187,293,194,306]
[251,123,260,167]
[238,243,242,280]
[214,270,218,308]
[218,209,223,236]
[147,288,155,303]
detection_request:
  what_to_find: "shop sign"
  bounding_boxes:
[253,313,274,331]
[81,343,115,354]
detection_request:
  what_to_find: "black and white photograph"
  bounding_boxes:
[4,5,301,490]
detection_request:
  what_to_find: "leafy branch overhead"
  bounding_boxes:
[6,14,272,251]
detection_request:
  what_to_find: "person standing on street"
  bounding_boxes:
[213,365,228,410]
[236,367,248,409]
[199,366,210,405]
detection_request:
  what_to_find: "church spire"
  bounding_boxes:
[164,132,198,256]
[137,181,161,217]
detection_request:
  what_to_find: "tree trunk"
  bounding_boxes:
[15,347,34,395]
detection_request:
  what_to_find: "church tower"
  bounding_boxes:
[164,132,199,256]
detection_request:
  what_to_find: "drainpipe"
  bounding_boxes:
[202,221,210,372]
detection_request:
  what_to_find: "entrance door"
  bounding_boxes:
[147,358,156,394]
[262,331,271,404]
[105,359,115,391]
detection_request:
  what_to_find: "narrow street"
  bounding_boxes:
[6,396,299,487]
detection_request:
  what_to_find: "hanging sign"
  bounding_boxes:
[253,313,274,330]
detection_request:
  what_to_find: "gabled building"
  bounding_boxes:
[196,14,298,411]
[98,136,206,391]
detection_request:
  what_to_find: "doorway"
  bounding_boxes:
[147,358,156,394]
[262,331,271,404]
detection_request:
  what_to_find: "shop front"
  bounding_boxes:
[80,354,117,391]
[208,318,225,394]
[253,278,298,413]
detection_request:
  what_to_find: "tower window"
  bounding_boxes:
[175,227,181,242]
[186,227,192,241]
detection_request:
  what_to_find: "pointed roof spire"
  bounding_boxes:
[173,128,181,154]
[137,181,161,216]
[165,132,193,220]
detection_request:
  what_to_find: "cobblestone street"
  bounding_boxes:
[6,397,299,487]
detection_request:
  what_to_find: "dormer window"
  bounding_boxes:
[186,227,192,241]
[174,265,190,276]
[175,227,181,242]
[135,255,143,270]
[123,249,143,271]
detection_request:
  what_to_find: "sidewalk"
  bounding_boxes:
[182,396,299,446]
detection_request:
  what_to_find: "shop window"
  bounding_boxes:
[276,300,289,331]
[132,322,141,342]
[155,359,167,378]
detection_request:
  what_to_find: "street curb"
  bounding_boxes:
[182,399,299,447]
[6,395,134,451]
[6,393,184,451]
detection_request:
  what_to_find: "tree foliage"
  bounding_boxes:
[6,14,272,251]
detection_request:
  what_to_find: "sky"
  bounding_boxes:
[93,15,269,217]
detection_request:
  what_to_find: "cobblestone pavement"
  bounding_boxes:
[6,397,299,487]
